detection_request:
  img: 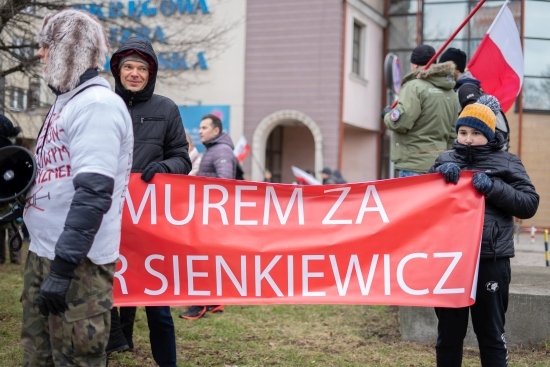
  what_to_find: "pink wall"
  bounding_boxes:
[244,0,344,173]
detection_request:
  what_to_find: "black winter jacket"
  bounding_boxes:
[110,37,191,174]
[429,133,539,260]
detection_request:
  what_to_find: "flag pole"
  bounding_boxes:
[390,0,487,108]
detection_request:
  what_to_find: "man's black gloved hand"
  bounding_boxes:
[381,106,392,119]
[38,271,71,317]
[141,162,167,182]
[472,172,494,196]
[435,162,461,184]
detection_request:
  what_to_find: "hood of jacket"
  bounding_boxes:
[455,71,481,90]
[401,61,456,91]
[205,132,234,150]
[110,37,158,104]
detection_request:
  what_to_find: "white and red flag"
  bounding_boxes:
[468,1,523,113]
[233,136,250,163]
[291,166,321,185]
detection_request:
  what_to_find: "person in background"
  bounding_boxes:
[382,44,458,177]
[429,95,539,367]
[21,10,133,366]
[186,130,201,176]
[320,167,336,184]
[264,169,273,182]
[332,169,347,184]
[106,36,191,367]
[179,113,232,320]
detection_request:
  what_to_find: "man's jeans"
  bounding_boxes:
[146,306,177,367]
[398,170,423,178]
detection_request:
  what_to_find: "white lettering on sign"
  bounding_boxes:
[115,252,465,298]
[125,184,389,226]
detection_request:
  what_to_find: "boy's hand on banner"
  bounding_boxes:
[436,162,461,184]
[472,172,494,196]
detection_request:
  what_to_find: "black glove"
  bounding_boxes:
[381,106,392,119]
[435,162,461,184]
[141,162,167,182]
[472,172,494,195]
[38,271,71,317]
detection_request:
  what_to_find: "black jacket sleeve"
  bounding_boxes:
[51,172,114,278]
[158,103,191,174]
[486,155,539,220]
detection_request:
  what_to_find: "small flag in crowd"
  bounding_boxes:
[233,136,250,163]
[291,166,321,185]
[468,1,523,113]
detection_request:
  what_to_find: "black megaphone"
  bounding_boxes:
[0,145,36,251]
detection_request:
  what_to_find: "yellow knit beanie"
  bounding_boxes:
[455,96,498,140]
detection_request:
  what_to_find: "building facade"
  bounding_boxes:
[386,0,550,227]
[2,0,548,226]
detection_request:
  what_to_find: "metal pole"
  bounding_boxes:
[544,229,549,267]
[391,0,488,108]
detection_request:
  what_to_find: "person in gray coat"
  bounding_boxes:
[179,113,234,320]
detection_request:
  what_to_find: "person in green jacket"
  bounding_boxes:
[382,45,459,177]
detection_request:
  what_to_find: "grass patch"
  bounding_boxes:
[1,246,548,366]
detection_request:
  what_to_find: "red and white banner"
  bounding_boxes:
[114,173,484,308]
[468,2,523,113]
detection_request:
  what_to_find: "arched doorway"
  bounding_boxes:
[251,110,323,182]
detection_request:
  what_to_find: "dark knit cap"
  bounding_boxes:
[458,83,483,110]
[410,45,436,66]
[440,48,467,73]
[0,115,21,138]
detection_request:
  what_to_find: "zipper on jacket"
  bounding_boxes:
[141,117,164,123]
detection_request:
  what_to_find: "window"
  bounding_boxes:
[10,88,27,111]
[522,0,550,111]
[352,21,364,75]
[28,79,40,109]
[12,37,34,60]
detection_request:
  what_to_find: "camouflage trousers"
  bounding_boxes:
[21,251,115,367]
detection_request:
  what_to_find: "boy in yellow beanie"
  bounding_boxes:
[428,95,539,367]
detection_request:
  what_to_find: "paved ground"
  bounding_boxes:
[511,230,550,268]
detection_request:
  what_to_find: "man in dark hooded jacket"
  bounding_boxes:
[107,37,191,367]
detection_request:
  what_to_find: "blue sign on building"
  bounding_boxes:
[78,0,210,70]
[178,105,230,153]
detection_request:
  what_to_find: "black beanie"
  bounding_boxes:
[0,115,21,138]
[458,83,483,110]
[440,47,467,72]
[410,45,436,66]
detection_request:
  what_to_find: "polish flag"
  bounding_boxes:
[291,166,321,185]
[233,136,250,163]
[467,2,523,113]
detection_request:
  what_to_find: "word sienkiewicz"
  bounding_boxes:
[115,252,465,297]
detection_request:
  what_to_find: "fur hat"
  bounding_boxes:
[118,53,149,70]
[36,9,109,93]
[410,45,436,66]
[455,95,500,141]
[440,48,467,73]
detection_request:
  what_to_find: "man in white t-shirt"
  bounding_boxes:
[21,10,133,366]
